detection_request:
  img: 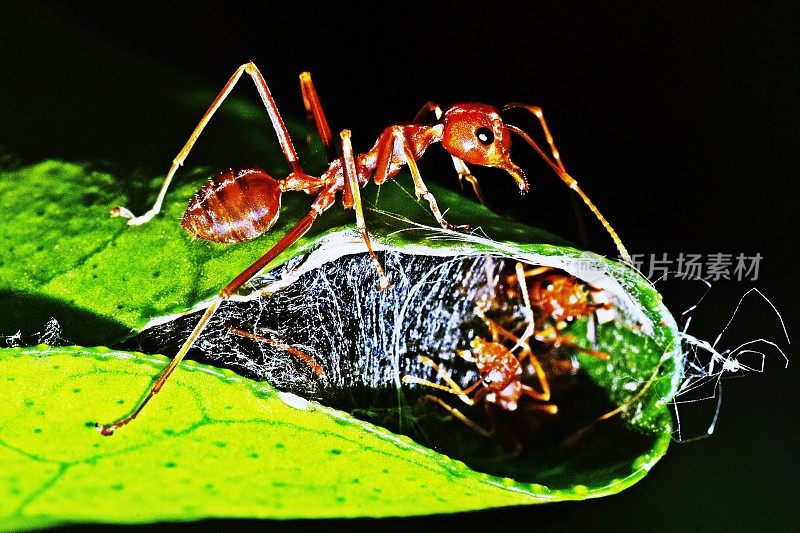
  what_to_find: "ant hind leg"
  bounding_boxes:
[112,62,307,226]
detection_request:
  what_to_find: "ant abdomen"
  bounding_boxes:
[181,166,282,243]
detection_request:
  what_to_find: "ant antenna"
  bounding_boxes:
[504,124,631,263]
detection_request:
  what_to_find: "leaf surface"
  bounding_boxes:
[0,345,672,530]
[0,123,680,527]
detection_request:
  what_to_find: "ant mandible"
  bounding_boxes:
[98,62,630,435]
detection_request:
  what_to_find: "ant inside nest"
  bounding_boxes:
[124,241,668,486]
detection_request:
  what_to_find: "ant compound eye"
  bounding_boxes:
[476,127,494,146]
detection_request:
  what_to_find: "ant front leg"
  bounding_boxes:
[561,363,663,450]
[536,326,610,360]
[420,394,492,437]
[340,130,391,290]
[375,126,469,232]
[402,355,479,406]
[402,356,492,437]
[414,102,489,206]
[227,326,325,378]
[112,62,308,226]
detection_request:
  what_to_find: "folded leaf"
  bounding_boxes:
[0,345,674,529]
[0,157,683,528]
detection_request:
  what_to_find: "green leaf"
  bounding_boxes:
[0,32,691,527]
[0,345,673,530]
[0,149,682,526]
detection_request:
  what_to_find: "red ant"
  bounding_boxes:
[506,263,612,359]
[404,261,658,444]
[98,62,629,435]
[402,323,558,439]
[403,261,609,437]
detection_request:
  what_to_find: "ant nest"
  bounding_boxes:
[125,230,675,483]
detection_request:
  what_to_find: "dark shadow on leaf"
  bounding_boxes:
[0,291,133,347]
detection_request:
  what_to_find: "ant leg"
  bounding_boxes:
[458,172,490,207]
[402,375,460,394]
[112,62,307,226]
[97,192,337,435]
[227,326,324,378]
[477,310,518,345]
[421,394,491,437]
[402,355,476,405]
[340,130,391,290]
[537,325,610,360]
[477,262,536,349]
[519,386,559,414]
[511,262,536,348]
[521,265,553,278]
[562,363,662,449]
[299,72,336,162]
[516,344,553,403]
[554,336,610,360]
[414,102,489,206]
[404,353,494,405]
[597,363,662,421]
[389,127,469,231]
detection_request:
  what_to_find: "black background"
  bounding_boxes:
[2,2,798,531]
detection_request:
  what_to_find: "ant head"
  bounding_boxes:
[469,337,495,367]
[441,103,528,193]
